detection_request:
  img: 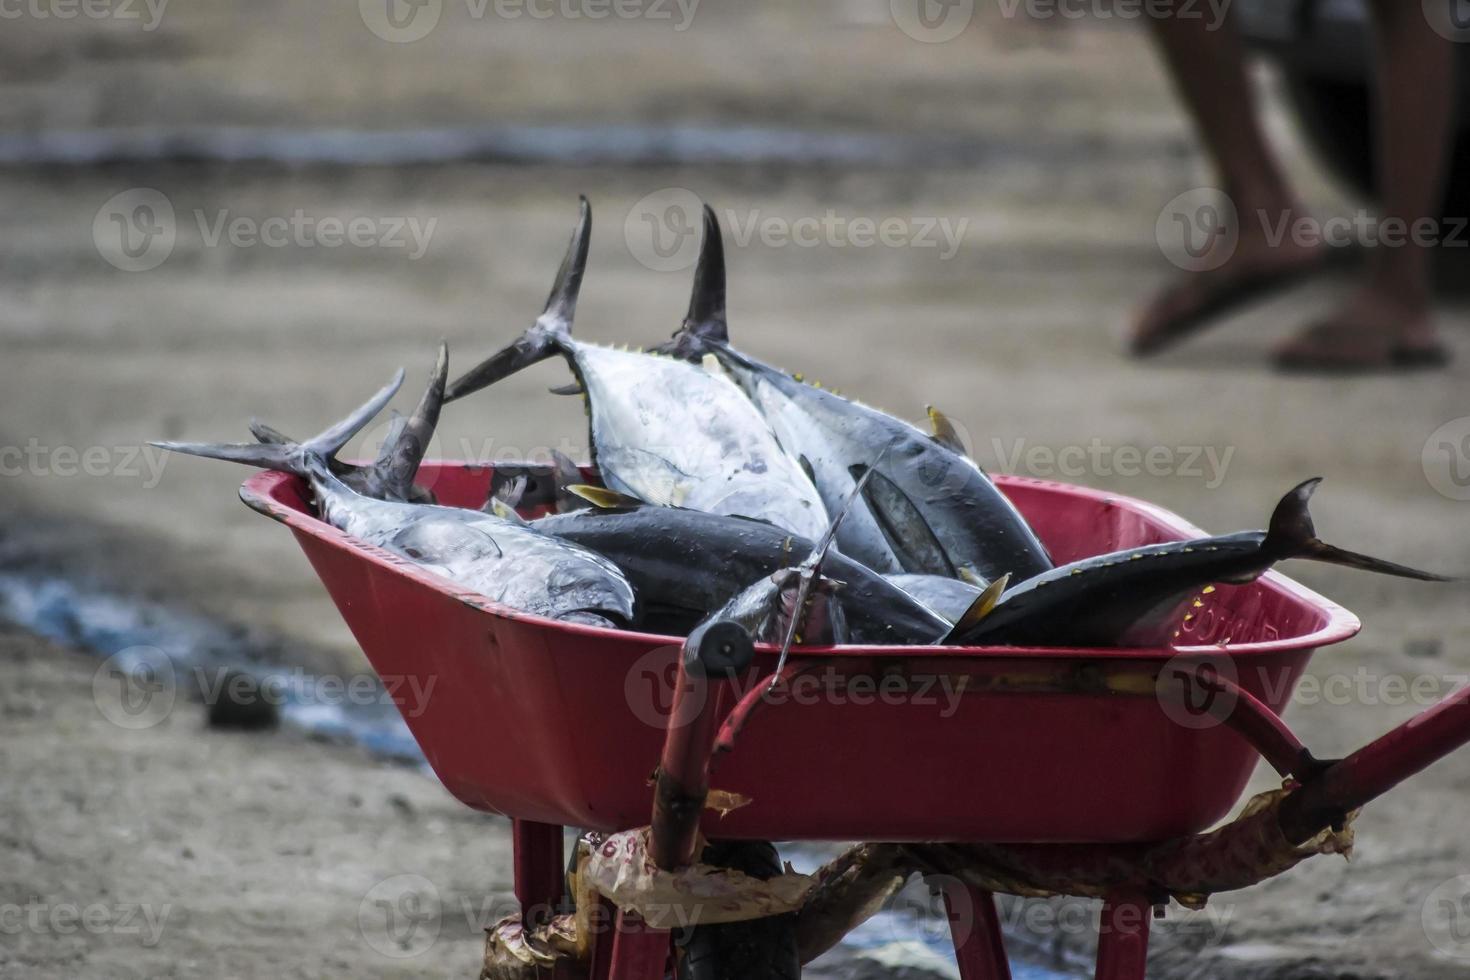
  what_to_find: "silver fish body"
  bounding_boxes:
[155,368,638,628]
[661,205,1053,585]
[316,470,637,625]
[568,343,828,540]
[445,198,829,541]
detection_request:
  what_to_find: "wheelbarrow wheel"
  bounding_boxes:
[677,840,801,980]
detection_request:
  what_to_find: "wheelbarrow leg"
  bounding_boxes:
[605,910,671,980]
[1094,890,1150,980]
[512,819,565,926]
[944,882,1012,980]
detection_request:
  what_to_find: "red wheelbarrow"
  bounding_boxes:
[241,463,1470,980]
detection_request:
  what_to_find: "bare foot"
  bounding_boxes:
[1274,288,1449,372]
[1130,220,1326,357]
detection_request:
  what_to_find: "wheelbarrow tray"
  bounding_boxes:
[241,464,1359,844]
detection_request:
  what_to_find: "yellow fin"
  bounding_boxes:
[926,405,968,457]
[957,566,986,587]
[952,573,1010,634]
[488,497,527,524]
[568,485,643,509]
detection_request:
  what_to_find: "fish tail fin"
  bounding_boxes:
[653,203,729,361]
[248,419,291,445]
[683,204,728,344]
[445,197,590,402]
[375,341,446,498]
[1266,478,1452,582]
[152,369,405,479]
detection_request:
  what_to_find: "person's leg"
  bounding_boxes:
[1275,0,1454,369]
[1131,10,1325,355]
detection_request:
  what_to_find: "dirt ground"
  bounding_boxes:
[6,2,1470,978]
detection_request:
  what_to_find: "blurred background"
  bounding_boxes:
[4,2,1470,978]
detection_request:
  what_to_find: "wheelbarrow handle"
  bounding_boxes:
[1280,679,1470,843]
[649,621,755,871]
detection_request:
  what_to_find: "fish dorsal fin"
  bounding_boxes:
[950,573,1010,635]
[926,405,968,457]
[568,484,643,510]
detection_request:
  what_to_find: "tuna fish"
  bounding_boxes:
[885,573,988,623]
[444,197,829,541]
[152,363,638,628]
[947,479,1450,647]
[532,488,953,645]
[658,206,1053,586]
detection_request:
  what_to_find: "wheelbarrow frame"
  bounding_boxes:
[239,464,1470,979]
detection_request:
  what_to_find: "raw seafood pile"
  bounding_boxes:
[154,198,1448,654]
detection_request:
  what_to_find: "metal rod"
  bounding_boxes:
[1279,681,1470,843]
[511,819,565,927]
[649,621,754,872]
[1094,891,1151,980]
[945,882,1013,980]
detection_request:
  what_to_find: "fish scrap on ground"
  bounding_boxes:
[153,196,1452,654]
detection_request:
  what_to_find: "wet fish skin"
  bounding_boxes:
[154,370,638,628]
[445,197,829,541]
[532,504,950,644]
[885,573,985,623]
[949,479,1451,648]
[659,205,1053,585]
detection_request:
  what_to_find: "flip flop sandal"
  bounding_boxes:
[1273,324,1451,374]
[1130,250,1341,358]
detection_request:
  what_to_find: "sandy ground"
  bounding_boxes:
[0,625,1040,980]
[6,2,1470,977]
